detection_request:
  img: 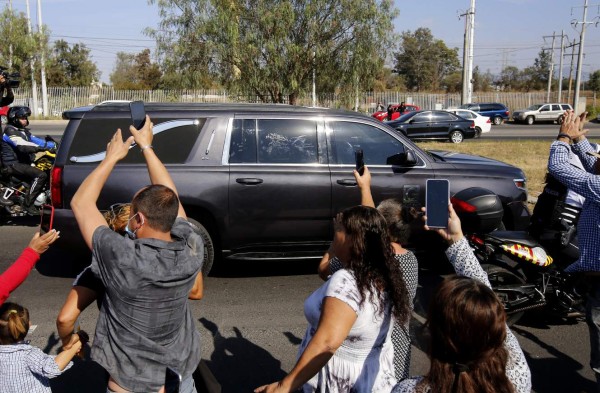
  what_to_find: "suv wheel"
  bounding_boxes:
[449,130,464,144]
[557,115,565,125]
[187,218,215,276]
[526,116,535,125]
[492,116,502,125]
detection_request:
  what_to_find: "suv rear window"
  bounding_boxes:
[560,104,572,110]
[68,117,204,164]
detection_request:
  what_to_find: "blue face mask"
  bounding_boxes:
[125,212,143,239]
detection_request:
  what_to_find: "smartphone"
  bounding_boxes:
[426,179,450,229]
[355,149,365,176]
[586,151,600,159]
[130,100,146,129]
[165,367,182,393]
[40,204,54,235]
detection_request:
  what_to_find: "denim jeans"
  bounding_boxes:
[586,278,600,392]
[106,375,196,393]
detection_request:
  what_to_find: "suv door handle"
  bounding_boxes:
[236,178,264,185]
[337,179,357,186]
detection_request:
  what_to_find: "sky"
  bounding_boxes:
[6,0,600,84]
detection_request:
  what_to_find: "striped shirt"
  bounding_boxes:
[0,342,72,393]
[548,139,600,272]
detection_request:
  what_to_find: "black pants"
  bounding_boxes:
[6,162,47,206]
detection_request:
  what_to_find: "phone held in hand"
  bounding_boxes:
[129,100,146,129]
[426,179,449,229]
[355,149,365,176]
[40,204,54,235]
[165,367,182,393]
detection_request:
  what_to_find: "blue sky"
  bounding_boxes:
[8,0,600,84]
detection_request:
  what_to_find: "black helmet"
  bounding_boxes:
[8,106,31,127]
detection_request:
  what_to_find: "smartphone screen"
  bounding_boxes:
[40,204,54,235]
[355,149,364,175]
[426,179,449,228]
[165,367,182,393]
[130,100,146,129]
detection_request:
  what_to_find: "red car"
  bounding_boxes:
[0,105,9,125]
[372,103,421,121]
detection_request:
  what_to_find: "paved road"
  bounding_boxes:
[1,219,596,393]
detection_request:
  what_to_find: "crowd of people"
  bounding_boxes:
[1,110,599,392]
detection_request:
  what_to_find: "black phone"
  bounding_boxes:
[426,179,449,229]
[355,149,364,176]
[165,367,182,393]
[130,100,146,129]
[40,204,54,235]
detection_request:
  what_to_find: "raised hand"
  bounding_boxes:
[129,115,154,149]
[422,204,464,245]
[28,229,60,254]
[105,129,135,162]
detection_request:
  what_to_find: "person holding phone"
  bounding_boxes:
[70,115,203,393]
[392,204,531,393]
[0,230,59,305]
[548,110,600,390]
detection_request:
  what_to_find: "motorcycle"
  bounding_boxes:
[0,136,57,218]
[452,187,585,325]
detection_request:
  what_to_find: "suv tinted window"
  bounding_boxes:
[330,121,409,165]
[230,119,318,164]
[68,117,204,164]
[561,104,572,110]
[552,104,561,111]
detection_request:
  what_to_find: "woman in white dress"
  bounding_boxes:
[255,205,411,393]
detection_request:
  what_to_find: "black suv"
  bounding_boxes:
[48,103,529,273]
[459,102,510,125]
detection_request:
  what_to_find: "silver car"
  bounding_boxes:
[512,103,573,125]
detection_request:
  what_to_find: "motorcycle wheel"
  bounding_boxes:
[482,264,527,326]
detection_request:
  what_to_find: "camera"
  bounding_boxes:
[0,66,21,89]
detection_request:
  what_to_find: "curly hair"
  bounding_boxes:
[339,205,410,326]
[0,302,30,345]
[102,203,131,234]
[418,276,514,393]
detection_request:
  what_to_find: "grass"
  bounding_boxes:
[415,139,600,203]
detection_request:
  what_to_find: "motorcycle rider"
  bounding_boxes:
[0,106,55,215]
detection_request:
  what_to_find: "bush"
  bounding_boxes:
[587,104,600,122]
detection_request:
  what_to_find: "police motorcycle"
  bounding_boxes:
[452,187,585,326]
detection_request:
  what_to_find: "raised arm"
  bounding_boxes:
[129,115,186,219]
[354,166,375,208]
[71,129,134,249]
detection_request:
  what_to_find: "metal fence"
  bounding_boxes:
[9,86,583,118]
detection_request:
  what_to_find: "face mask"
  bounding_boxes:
[125,212,143,239]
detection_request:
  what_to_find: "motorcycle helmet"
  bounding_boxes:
[7,106,31,128]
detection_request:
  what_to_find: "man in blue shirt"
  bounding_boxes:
[548,110,600,390]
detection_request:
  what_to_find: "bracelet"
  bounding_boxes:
[140,145,153,152]
[556,133,572,143]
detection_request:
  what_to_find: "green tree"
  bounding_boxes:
[110,49,162,89]
[521,50,551,91]
[497,65,522,91]
[46,40,100,86]
[147,0,398,104]
[393,28,460,91]
[472,66,494,92]
[588,70,600,93]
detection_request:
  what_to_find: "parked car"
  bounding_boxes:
[48,102,529,274]
[0,105,9,124]
[459,102,510,125]
[512,103,573,125]
[372,103,420,121]
[445,108,491,136]
[386,110,477,143]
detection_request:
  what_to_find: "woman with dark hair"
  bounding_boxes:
[318,166,418,381]
[255,205,410,393]
[392,204,531,393]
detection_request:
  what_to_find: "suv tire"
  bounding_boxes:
[492,116,502,125]
[187,217,215,276]
[557,115,565,125]
[449,130,464,144]
[526,116,535,125]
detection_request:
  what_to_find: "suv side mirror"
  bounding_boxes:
[387,148,417,166]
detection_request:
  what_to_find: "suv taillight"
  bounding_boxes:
[50,166,63,208]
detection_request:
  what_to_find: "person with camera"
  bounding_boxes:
[0,106,56,215]
[0,70,15,108]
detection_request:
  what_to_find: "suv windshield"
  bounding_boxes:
[526,105,542,110]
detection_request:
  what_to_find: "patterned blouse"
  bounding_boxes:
[329,250,419,381]
[391,237,532,393]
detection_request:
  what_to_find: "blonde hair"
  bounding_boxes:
[0,303,30,344]
[103,203,131,234]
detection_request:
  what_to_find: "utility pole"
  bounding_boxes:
[312,51,316,107]
[460,0,476,105]
[558,30,567,102]
[571,0,600,113]
[543,32,557,102]
[25,0,39,118]
[567,40,578,103]
[8,0,12,70]
[37,0,48,117]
